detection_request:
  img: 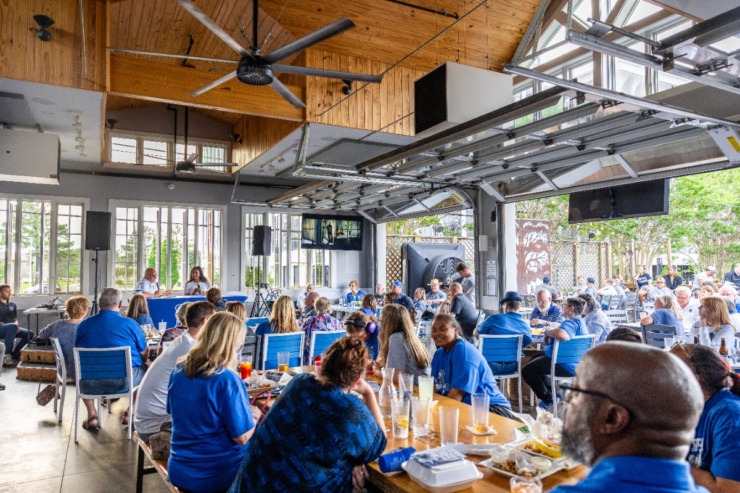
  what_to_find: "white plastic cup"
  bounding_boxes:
[510,476,542,493]
[158,321,167,332]
[391,399,410,439]
[411,397,430,437]
[471,392,490,433]
[439,406,459,446]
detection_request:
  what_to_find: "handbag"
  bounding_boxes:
[149,422,172,461]
[36,383,56,406]
[249,389,273,427]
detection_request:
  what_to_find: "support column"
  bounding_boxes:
[376,223,387,288]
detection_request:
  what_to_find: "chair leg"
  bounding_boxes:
[58,382,66,424]
[53,382,58,413]
[74,396,80,444]
[135,442,146,493]
[128,395,133,440]
[518,376,523,413]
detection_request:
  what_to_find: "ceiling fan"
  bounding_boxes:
[111,0,383,108]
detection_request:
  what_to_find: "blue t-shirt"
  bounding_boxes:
[650,309,684,334]
[135,314,154,327]
[530,304,564,328]
[551,456,708,493]
[544,317,588,374]
[167,366,254,493]
[345,290,366,304]
[636,273,652,290]
[477,312,532,348]
[431,338,510,408]
[228,373,386,492]
[75,310,147,367]
[688,389,740,482]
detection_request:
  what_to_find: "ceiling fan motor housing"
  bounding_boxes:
[237,58,274,85]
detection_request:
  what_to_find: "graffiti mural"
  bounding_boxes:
[516,219,551,294]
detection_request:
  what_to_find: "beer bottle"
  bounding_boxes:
[719,338,729,357]
[693,335,699,345]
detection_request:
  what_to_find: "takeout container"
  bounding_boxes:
[402,457,482,493]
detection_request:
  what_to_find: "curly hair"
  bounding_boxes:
[65,296,90,319]
[318,336,368,390]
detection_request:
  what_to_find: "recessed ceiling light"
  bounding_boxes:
[32,97,55,106]
[320,137,335,142]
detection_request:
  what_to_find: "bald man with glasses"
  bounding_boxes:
[550,343,708,493]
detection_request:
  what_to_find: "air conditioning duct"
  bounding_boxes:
[414,62,514,138]
[0,128,60,185]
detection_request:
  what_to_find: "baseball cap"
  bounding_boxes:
[543,276,551,283]
[707,265,717,272]
[500,291,523,304]
[391,280,403,288]
[587,276,596,283]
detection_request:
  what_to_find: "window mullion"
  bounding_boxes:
[49,203,58,294]
[138,206,145,282]
[13,201,22,293]
[167,208,173,289]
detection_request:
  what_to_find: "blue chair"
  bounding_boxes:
[641,324,679,349]
[550,335,596,417]
[478,334,524,412]
[258,332,305,370]
[73,346,135,443]
[246,317,269,333]
[307,330,346,365]
[50,337,67,424]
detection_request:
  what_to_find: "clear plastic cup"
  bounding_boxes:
[471,392,490,433]
[510,476,542,493]
[277,352,290,371]
[411,397,430,437]
[391,399,410,439]
[418,375,434,402]
[399,373,414,401]
[439,406,459,446]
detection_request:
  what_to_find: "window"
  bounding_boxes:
[108,131,230,172]
[0,198,85,295]
[112,204,223,291]
[244,212,333,289]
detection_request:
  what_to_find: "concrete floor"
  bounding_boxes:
[0,368,170,493]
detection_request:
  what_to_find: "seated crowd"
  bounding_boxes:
[22,265,738,493]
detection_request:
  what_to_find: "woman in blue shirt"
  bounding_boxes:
[670,343,740,493]
[345,279,366,304]
[430,314,515,419]
[125,293,154,327]
[228,336,386,492]
[641,294,684,334]
[167,312,254,493]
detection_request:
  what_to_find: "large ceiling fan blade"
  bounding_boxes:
[191,71,238,97]
[270,78,306,109]
[109,48,239,64]
[177,0,252,58]
[272,64,382,83]
[262,18,355,65]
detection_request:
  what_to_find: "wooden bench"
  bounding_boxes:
[135,432,180,493]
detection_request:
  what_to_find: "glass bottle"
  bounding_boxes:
[378,367,396,418]
[693,335,699,345]
[719,338,729,357]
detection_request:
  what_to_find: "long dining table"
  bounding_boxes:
[262,366,588,492]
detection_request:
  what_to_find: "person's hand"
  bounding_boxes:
[530,318,541,326]
[352,464,369,490]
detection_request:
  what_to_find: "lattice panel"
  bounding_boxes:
[385,235,476,289]
[552,242,575,292]
[460,238,475,269]
[580,243,601,286]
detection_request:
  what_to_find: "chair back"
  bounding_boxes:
[608,296,623,310]
[240,335,258,365]
[641,324,679,348]
[478,334,523,365]
[246,317,269,331]
[605,309,629,326]
[50,337,67,382]
[309,330,346,363]
[261,332,304,370]
[625,292,637,307]
[74,346,132,384]
[551,335,596,367]
[601,295,612,308]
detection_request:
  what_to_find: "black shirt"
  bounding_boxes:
[663,274,683,291]
[0,300,18,324]
[450,295,478,339]
[724,271,740,291]
[392,294,414,312]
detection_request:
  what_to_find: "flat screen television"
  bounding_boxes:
[568,179,669,224]
[301,214,363,250]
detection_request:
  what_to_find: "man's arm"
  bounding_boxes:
[691,466,740,493]
[543,327,571,341]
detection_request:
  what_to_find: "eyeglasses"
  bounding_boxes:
[559,381,635,417]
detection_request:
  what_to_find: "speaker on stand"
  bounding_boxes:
[249,226,273,317]
[85,211,111,315]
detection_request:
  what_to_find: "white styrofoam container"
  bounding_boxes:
[402,458,483,493]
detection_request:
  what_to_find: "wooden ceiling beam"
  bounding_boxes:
[109,54,305,121]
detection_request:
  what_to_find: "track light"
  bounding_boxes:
[229,132,242,144]
[106,118,118,130]
[33,14,54,42]
[341,79,353,95]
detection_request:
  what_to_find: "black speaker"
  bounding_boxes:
[252,225,272,256]
[85,211,111,251]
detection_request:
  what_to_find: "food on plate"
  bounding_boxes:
[523,439,563,459]
[489,446,538,478]
[473,423,491,434]
[529,456,552,474]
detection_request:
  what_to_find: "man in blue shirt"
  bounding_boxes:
[75,287,148,430]
[425,279,447,309]
[345,280,366,304]
[529,289,564,328]
[390,281,413,312]
[551,343,707,493]
[584,277,598,297]
[476,291,531,375]
[522,297,589,410]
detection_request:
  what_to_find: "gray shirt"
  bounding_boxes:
[134,332,195,435]
[38,319,80,381]
[460,274,476,304]
[582,309,610,344]
[385,332,430,380]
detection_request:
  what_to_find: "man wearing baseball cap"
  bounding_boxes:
[535,276,559,300]
[390,280,414,312]
[693,266,717,290]
[476,291,532,375]
[425,278,447,309]
[585,277,598,297]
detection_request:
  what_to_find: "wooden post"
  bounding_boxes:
[607,242,613,279]
[574,243,581,284]
[629,239,636,275]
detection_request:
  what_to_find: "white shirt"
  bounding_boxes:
[135,277,159,294]
[680,300,700,331]
[690,322,734,349]
[183,280,210,295]
[134,332,195,435]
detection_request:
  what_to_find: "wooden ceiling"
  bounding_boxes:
[109,0,540,75]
